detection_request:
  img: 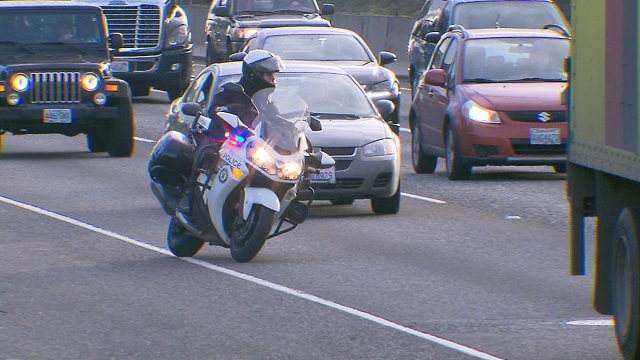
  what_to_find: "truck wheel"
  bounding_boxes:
[230,205,275,263]
[371,180,400,214]
[411,123,437,174]
[167,217,205,257]
[87,128,108,153]
[107,97,135,157]
[445,123,472,180]
[612,208,640,360]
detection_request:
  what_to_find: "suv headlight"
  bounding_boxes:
[235,27,259,40]
[363,139,396,157]
[461,100,501,124]
[165,25,190,47]
[10,74,30,92]
[81,73,101,91]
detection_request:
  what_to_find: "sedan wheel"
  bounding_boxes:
[445,124,471,180]
[411,123,437,174]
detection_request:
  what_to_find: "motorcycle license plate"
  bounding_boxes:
[44,109,72,123]
[310,167,335,184]
[529,128,560,145]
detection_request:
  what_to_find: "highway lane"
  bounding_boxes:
[0,74,619,359]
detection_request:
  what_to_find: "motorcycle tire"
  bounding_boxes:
[167,217,205,257]
[230,205,275,263]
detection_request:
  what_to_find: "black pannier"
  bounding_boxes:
[148,131,195,188]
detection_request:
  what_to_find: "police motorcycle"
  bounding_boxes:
[148,88,335,262]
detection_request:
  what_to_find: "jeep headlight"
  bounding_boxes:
[81,73,101,91]
[165,25,190,47]
[363,139,396,157]
[10,74,30,92]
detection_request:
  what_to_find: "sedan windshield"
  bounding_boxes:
[453,1,570,30]
[277,73,378,118]
[262,34,371,62]
[462,37,569,82]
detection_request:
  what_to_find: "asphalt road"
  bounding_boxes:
[0,64,621,360]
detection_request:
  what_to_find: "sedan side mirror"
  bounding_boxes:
[375,99,395,116]
[309,116,322,131]
[379,51,397,66]
[181,102,202,116]
[229,52,247,61]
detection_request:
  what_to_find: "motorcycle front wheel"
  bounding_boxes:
[167,217,205,257]
[230,205,275,263]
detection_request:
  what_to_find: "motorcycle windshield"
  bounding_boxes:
[251,88,310,155]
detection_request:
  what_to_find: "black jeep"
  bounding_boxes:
[0,1,135,157]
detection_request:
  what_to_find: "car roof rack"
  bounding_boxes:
[543,24,571,38]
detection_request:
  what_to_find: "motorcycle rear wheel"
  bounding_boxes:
[230,205,275,263]
[167,217,205,257]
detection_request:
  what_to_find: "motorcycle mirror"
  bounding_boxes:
[306,149,335,169]
[217,111,241,128]
[181,102,202,116]
[309,116,322,131]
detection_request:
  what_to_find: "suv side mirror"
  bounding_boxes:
[110,33,124,50]
[214,5,229,17]
[423,69,446,86]
[424,31,441,44]
[321,4,334,15]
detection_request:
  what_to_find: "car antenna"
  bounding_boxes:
[495,13,501,28]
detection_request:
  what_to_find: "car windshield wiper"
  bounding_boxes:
[463,78,500,83]
[511,77,567,82]
[311,112,363,119]
[0,41,36,54]
[235,10,277,15]
[272,9,314,14]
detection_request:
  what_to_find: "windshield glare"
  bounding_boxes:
[0,12,104,44]
[453,2,570,30]
[262,34,371,62]
[462,37,569,82]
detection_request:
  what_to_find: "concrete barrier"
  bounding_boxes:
[181,5,413,78]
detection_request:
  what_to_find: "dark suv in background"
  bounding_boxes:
[205,0,334,65]
[407,0,569,97]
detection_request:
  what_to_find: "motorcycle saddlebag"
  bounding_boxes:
[148,131,195,188]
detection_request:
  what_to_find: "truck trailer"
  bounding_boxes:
[567,1,640,359]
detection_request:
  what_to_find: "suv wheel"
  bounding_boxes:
[107,97,135,158]
[445,123,471,180]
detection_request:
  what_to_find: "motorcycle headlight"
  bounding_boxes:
[165,25,190,47]
[279,160,303,180]
[363,138,396,157]
[461,100,501,124]
[81,73,101,91]
[247,141,276,175]
[10,73,30,92]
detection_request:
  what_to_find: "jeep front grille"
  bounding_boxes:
[101,4,162,49]
[31,72,81,104]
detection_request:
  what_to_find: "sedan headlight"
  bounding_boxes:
[81,73,101,91]
[165,25,190,47]
[367,80,399,99]
[363,138,396,157]
[10,73,30,92]
[461,100,501,124]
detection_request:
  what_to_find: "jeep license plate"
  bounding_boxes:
[310,167,336,184]
[111,61,129,73]
[44,109,72,124]
[530,128,560,145]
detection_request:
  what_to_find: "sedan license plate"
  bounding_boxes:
[310,166,336,184]
[44,109,72,124]
[111,61,129,73]
[529,128,561,145]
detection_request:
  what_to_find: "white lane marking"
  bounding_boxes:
[566,319,613,326]
[402,192,446,204]
[0,195,502,360]
[134,137,156,144]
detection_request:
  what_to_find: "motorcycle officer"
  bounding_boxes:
[178,49,286,216]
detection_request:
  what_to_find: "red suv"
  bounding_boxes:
[409,25,570,180]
